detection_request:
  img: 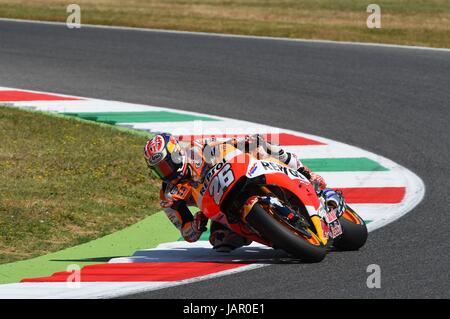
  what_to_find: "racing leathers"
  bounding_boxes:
[159,135,327,251]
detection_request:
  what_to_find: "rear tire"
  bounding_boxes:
[333,207,368,251]
[245,203,327,263]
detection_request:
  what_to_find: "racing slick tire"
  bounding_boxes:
[333,206,368,251]
[245,203,327,263]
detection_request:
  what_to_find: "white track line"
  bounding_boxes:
[1,18,450,52]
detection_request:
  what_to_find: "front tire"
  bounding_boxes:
[333,206,368,251]
[245,203,327,263]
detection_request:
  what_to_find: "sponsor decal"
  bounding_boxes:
[329,220,343,238]
[166,140,175,153]
[247,162,258,177]
[177,186,189,199]
[324,209,338,224]
[150,152,163,164]
[208,163,235,205]
[166,183,189,200]
[320,219,330,240]
[200,160,227,196]
[260,161,309,182]
[168,184,179,195]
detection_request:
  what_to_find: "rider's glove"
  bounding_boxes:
[193,211,208,232]
[160,199,174,208]
[298,166,327,190]
[310,172,327,190]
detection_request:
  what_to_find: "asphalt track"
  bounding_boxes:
[0,20,449,298]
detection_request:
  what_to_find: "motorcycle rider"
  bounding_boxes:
[144,133,345,252]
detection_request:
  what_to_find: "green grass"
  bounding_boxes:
[0,0,449,48]
[0,106,160,264]
[0,212,180,284]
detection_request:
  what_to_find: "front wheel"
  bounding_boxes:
[245,203,327,263]
[333,206,368,251]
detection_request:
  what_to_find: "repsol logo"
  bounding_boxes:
[260,161,307,180]
[200,161,226,196]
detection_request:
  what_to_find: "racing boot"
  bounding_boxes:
[209,221,252,253]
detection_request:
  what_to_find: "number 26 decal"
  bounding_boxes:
[208,163,235,205]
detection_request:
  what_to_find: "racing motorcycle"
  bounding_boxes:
[187,142,368,263]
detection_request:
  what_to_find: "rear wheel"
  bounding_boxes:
[333,206,368,251]
[245,203,327,263]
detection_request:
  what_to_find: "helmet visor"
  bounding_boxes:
[151,153,183,181]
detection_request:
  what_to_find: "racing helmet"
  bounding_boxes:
[144,133,187,182]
